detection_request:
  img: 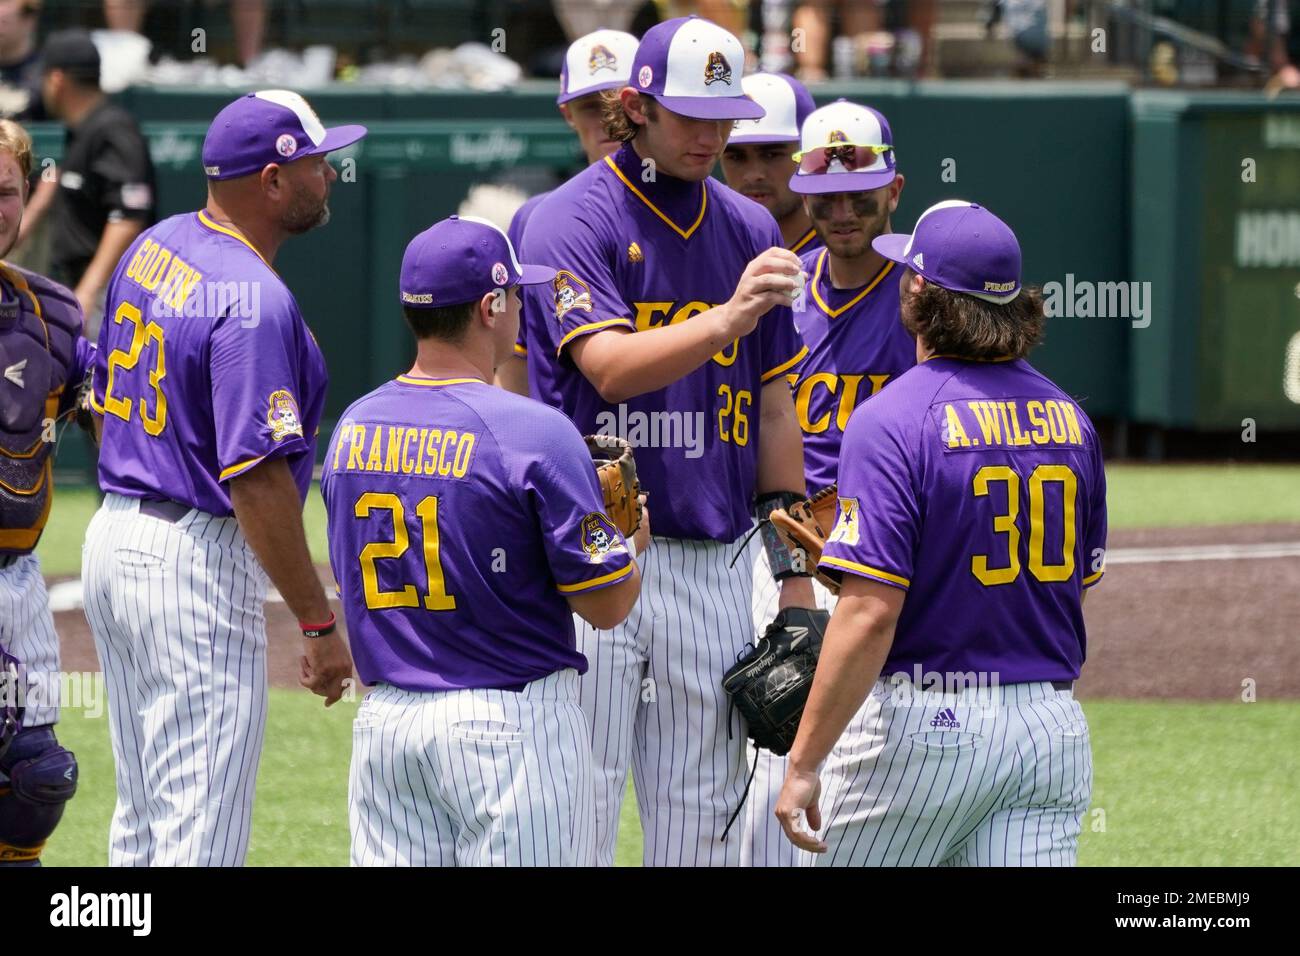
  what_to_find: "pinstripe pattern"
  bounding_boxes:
[813,678,1091,867]
[741,545,837,867]
[0,554,61,728]
[348,669,594,866]
[577,536,752,867]
[82,493,270,867]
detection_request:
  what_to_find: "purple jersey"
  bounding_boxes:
[519,143,806,542]
[320,376,632,692]
[509,190,548,362]
[788,226,822,256]
[92,211,326,515]
[790,251,915,492]
[821,357,1107,683]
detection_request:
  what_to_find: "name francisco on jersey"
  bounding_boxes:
[331,421,478,478]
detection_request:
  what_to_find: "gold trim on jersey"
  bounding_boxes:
[788,228,818,253]
[1082,569,1105,586]
[809,251,895,319]
[761,344,808,384]
[819,555,910,589]
[513,342,527,356]
[555,317,634,355]
[556,559,634,593]
[218,454,267,481]
[603,155,708,240]
[196,211,273,268]
[394,375,486,388]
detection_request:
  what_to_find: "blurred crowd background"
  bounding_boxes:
[1,1,1297,107]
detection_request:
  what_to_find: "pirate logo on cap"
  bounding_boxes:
[491,262,509,286]
[553,270,593,321]
[588,44,617,74]
[276,133,298,157]
[704,51,732,86]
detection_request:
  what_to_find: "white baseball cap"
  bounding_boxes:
[729,73,816,144]
[789,99,897,195]
[557,29,639,104]
[631,16,764,121]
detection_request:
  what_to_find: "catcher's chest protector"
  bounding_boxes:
[0,263,82,553]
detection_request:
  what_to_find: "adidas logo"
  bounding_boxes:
[628,241,643,263]
[930,707,960,729]
[912,252,924,270]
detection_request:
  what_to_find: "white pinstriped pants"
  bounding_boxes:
[0,554,61,728]
[577,535,753,867]
[742,545,837,867]
[349,669,594,867]
[814,678,1092,867]
[83,493,269,867]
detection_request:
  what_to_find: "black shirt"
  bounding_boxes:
[50,98,157,288]
[0,47,44,122]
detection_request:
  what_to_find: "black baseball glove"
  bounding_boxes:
[722,607,830,757]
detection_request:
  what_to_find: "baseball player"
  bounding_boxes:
[496,28,639,400]
[720,72,821,256]
[775,201,1107,866]
[519,15,816,867]
[82,90,362,866]
[742,99,918,865]
[0,118,89,866]
[322,215,646,866]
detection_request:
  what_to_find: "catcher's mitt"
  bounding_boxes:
[722,607,830,757]
[769,485,840,594]
[583,435,642,538]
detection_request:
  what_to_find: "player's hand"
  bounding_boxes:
[301,631,354,707]
[775,766,828,853]
[722,247,804,338]
[633,494,651,558]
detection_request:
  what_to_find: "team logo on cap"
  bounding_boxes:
[491,262,509,286]
[589,44,617,74]
[580,512,625,561]
[638,65,653,88]
[703,51,732,86]
[267,389,303,442]
[276,133,298,157]
[912,253,925,270]
[984,280,1017,293]
[401,291,434,304]
[553,270,593,321]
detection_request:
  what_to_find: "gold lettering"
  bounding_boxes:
[424,429,442,475]
[1059,401,1083,445]
[452,432,476,477]
[385,427,403,474]
[969,401,1002,444]
[944,404,971,448]
[1026,401,1050,445]
[401,428,417,474]
[414,427,428,473]
[365,427,384,471]
[437,430,457,476]
[867,373,891,396]
[837,375,863,432]
[332,424,350,470]
[1045,401,1069,443]
[632,302,673,332]
[795,373,837,433]
[346,424,367,470]
[140,247,172,291]
[1006,401,1031,446]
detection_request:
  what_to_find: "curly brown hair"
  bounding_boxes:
[599,88,658,143]
[901,273,1045,361]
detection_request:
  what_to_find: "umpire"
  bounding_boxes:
[19,29,155,333]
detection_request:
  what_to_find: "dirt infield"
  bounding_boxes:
[49,523,1300,701]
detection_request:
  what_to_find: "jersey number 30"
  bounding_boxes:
[103,301,167,435]
[355,492,457,611]
[971,464,1077,586]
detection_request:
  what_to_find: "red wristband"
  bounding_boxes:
[300,611,336,639]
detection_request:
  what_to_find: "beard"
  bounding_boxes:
[810,190,890,259]
[282,183,330,234]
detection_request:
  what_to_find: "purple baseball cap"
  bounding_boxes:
[400,215,556,309]
[558,29,639,104]
[202,90,367,181]
[873,200,1022,303]
[729,73,815,144]
[790,99,896,195]
[631,16,764,121]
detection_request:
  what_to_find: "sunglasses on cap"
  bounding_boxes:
[792,142,893,175]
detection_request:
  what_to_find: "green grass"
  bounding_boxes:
[40,693,1300,866]
[36,463,1300,577]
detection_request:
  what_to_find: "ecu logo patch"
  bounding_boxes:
[827,496,860,546]
[627,242,643,263]
[267,389,304,442]
[588,44,617,74]
[554,270,594,321]
[703,51,732,86]
[581,512,625,562]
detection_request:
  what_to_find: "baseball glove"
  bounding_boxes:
[584,435,642,538]
[769,485,841,594]
[722,607,831,757]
